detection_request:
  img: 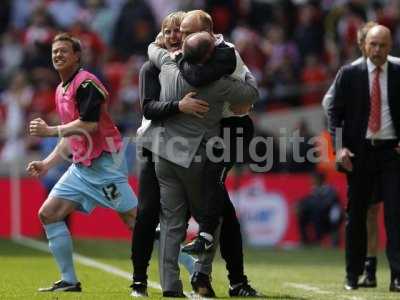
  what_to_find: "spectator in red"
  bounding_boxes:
[300,54,328,105]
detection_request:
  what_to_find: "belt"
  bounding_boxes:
[365,139,398,149]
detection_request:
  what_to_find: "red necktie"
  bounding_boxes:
[368,67,381,133]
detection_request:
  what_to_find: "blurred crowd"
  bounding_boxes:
[0,0,399,170]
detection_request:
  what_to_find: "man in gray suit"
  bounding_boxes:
[139,31,258,296]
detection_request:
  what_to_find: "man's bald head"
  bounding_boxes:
[183,31,215,64]
[365,25,392,66]
[180,10,213,40]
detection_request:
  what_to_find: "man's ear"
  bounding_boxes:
[76,52,81,64]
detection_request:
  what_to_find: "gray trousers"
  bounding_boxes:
[155,149,220,292]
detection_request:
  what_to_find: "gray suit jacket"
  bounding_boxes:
[138,43,259,168]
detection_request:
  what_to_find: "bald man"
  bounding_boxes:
[326,25,400,292]
[176,10,262,297]
[182,31,215,65]
[144,29,258,295]
[323,22,400,289]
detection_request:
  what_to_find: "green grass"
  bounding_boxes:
[0,238,398,299]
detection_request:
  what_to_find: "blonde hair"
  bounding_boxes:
[185,10,213,33]
[161,11,186,36]
[357,21,378,47]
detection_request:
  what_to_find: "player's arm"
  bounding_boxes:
[326,66,355,172]
[176,44,236,87]
[322,79,336,117]
[30,80,105,137]
[223,70,259,107]
[27,138,69,177]
[230,71,259,115]
[140,62,209,120]
[226,48,256,114]
[325,67,347,149]
[140,61,180,121]
[148,42,171,69]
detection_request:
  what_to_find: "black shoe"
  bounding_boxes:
[130,282,148,297]
[344,277,358,290]
[390,278,400,292]
[358,275,377,288]
[38,280,82,292]
[229,282,264,297]
[162,291,185,297]
[182,236,213,255]
[191,272,216,298]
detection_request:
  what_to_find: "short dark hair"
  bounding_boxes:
[52,32,82,53]
[183,32,214,64]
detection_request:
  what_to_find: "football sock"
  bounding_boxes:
[44,222,78,284]
[178,251,195,276]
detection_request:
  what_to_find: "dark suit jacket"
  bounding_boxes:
[327,60,400,156]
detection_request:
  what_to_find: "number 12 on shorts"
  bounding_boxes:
[102,183,121,201]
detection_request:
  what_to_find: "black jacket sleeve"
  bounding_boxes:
[76,80,105,122]
[177,43,236,87]
[327,66,347,150]
[139,61,180,121]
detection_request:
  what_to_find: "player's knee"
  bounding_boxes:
[38,206,55,224]
[120,208,137,230]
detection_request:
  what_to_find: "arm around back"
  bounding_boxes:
[148,43,170,69]
[221,71,259,106]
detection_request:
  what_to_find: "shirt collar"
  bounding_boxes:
[62,67,82,88]
[366,58,387,74]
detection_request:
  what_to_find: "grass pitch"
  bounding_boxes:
[0,238,397,299]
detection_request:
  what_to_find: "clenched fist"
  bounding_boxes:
[26,161,49,177]
[29,118,54,137]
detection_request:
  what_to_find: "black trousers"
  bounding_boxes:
[132,148,160,283]
[198,115,255,234]
[345,141,400,280]
[218,163,247,285]
[203,115,254,284]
